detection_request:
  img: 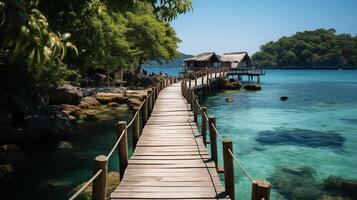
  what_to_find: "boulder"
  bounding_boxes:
[0,144,27,164]
[323,176,357,199]
[70,172,119,200]
[83,111,97,121]
[0,164,14,181]
[127,98,142,109]
[24,105,72,139]
[61,104,81,117]
[49,84,83,105]
[78,97,100,109]
[280,96,289,101]
[108,102,120,107]
[226,97,233,102]
[94,93,128,104]
[244,84,262,91]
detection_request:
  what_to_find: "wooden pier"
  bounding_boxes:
[226,68,265,82]
[69,71,271,200]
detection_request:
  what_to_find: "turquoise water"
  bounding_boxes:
[200,70,357,199]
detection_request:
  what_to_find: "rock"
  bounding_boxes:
[256,128,345,148]
[68,115,77,123]
[269,166,323,199]
[127,98,142,109]
[24,105,72,139]
[108,102,120,107]
[61,104,81,117]
[323,176,357,199]
[0,164,14,180]
[123,71,159,87]
[70,171,120,200]
[0,126,25,144]
[78,97,100,109]
[58,141,73,149]
[94,93,128,104]
[84,111,97,121]
[226,97,233,102]
[281,96,289,101]
[218,78,241,90]
[0,144,27,164]
[0,108,13,125]
[244,84,261,91]
[49,84,83,105]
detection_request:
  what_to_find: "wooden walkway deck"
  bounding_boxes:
[110,82,229,199]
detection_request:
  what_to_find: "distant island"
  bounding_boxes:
[143,52,193,68]
[252,28,357,69]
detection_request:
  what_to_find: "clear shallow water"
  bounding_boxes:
[7,106,133,200]
[200,70,357,199]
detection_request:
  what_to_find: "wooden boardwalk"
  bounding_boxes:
[111,82,229,199]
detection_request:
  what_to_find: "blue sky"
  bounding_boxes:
[171,0,357,56]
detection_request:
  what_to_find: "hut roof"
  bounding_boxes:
[184,52,220,62]
[220,52,250,63]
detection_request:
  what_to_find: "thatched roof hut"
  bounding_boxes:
[184,52,220,69]
[220,52,252,68]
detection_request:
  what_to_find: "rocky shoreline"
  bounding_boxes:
[0,72,167,192]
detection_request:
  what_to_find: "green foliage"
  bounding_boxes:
[1,0,189,95]
[252,28,357,68]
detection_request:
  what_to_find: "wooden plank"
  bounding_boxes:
[110,81,226,200]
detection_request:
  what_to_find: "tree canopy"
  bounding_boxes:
[252,28,357,69]
[0,0,191,93]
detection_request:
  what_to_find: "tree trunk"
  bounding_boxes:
[106,65,110,87]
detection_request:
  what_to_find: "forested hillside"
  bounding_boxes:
[143,52,192,68]
[252,29,357,69]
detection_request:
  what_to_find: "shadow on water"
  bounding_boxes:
[256,128,345,148]
[340,118,357,125]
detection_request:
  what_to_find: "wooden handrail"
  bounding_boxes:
[181,72,271,200]
[68,78,171,200]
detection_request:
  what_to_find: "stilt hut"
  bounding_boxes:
[184,52,220,71]
[220,52,252,68]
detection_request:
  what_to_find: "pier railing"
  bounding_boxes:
[181,71,271,200]
[69,77,177,200]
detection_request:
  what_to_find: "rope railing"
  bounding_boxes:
[180,72,271,200]
[68,169,103,200]
[228,148,254,182]
[107,129,125,159]
[68,77,174,200]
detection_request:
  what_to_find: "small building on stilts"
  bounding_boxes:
[220,52,265,82]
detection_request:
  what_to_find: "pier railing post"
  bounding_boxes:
[148,91,152,115]
[202,107,207,146]
[92,155,108,200]
[195,76,197,87]
[251,180,271,200]
[132,107,140,149]
[209,116,218,168]
[189,78,192,88]
[193,95,198,123]
[190,90,194,111]
[223,140,235,200]
[143,95,148,125]
[117,121,128,178]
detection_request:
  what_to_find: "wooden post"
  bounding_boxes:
[189,78,192,88]
[201,73,204,85]
[117,121,128,179]
[92,155,108,200]
[195,77,197,87]
[251,180,271,200]
[148,91,152,115]
[143,95,148,125]
[223,140,235,199]
[187,88,191,105]
[202,107,207,146]
[132,107,140,149]
[152,87,156,104]
[190,90,194,111]
[193,95,198,123]
[209,116,218,168]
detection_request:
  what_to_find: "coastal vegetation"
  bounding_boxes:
[252,28,357,69]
